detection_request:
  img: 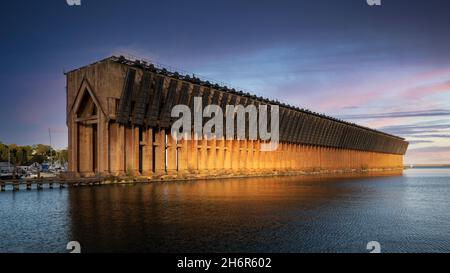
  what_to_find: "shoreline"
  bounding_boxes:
[77,167,405,186]
[1,167,405,192]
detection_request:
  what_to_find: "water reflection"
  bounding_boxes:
[68,171,411,253]
[2,169,450,253]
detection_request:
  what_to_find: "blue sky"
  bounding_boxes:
[0,0,449,164]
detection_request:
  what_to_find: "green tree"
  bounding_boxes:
[0,142,59,165]
[34,144,52,157]
[55,149,68,164]
[0,143,8,162]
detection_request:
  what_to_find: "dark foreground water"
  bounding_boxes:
[1,169,450,253]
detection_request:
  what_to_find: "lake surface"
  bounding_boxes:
[1,169,450,253]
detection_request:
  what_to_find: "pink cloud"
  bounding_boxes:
[295,67,450,116]
[360,117,413,130]
[405,146,450,164]
[403,81,450,99]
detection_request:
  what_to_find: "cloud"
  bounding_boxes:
[337,109,450,120]
[408,146,450,153]
[405,146,450,164]
[408,134,450,138]
[379,123,450,136]
[408,140,434,145]
[404,80,450,99]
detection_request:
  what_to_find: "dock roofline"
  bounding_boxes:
[65,55,406,142]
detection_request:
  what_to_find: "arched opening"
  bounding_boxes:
[75,88,100,175]
[77,89,98,119]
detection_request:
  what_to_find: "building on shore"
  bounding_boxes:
[65,56,408,178]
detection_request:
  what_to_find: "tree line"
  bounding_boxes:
[0,142,68,166]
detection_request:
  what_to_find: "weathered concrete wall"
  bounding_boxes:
[66,56,408,178]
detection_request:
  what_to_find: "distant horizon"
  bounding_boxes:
[406,164,450,167]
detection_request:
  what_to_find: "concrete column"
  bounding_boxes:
[307,146,313,170]
[224,140,232,171]
[198,138,208,173]
[276,143,282,170]
[239,140,247,172]
[141,128,153,176]
[98,115,109,174]
[254,140,260,171]
[187,133,199,173]
[115,124,126,175]
[288,143,294,170]
[154,129,166,175]
[292,144,298,170]
[125,126,140,176]
[207,137,217,173]
[265,142,271,171]
[167,132,177,174]
[216,138,225,174]
[283,143,288,170]
[109,123,125,176]
[68,119,77,173]
[78,123,93,176]
[263,141,271,172]
[231,140,240,171]
[177,133,189,173]
[246,140,254,172]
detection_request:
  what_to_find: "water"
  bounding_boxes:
[1,169,450,253]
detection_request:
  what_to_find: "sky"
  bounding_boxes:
[0,0,449,164]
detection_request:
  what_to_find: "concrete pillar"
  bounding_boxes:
[141,128,153,176]
[224,140,232,171]
[216,138,225,173]
[187,134,199,173]
[68,119,77,173]
[231,140,240,171]
[125,126,139,176]
[246,140,254,172]
[98,115,109,174]
[292,144,298,170]
[207,137,217,173]
[263,142,272,172]
[254,140,260,171]
[239,140,247,172]
[288,143,294,170]
[78,123,92,175]
[154,129,166,175]
[167,132,177,174]
[263,142,269,171]
[276,143,282,170]
[177,133,189,173]
[109,123,124,176]
[198,138,208,172]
